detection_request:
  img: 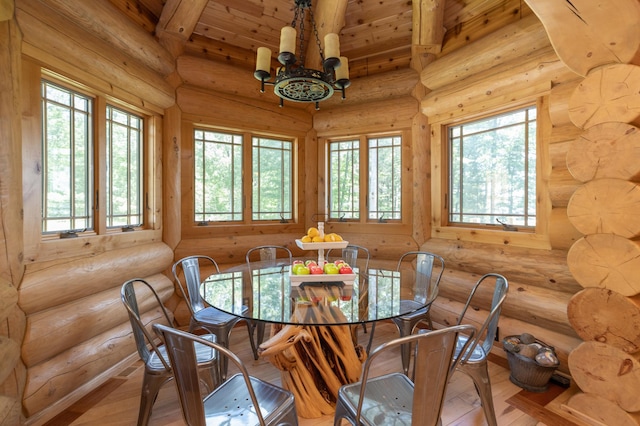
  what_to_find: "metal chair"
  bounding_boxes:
[333,324,476,426]
[172,255,255,380]
[245,245,293,359]
[453,273,509,426]
[326,244,370,272]
[120,279,219,426]
[368,251,445,370]
[154,323,299,426]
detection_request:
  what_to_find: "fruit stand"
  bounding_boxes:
[290,222,356,286]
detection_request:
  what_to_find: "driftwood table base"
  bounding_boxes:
[258,302,367,418]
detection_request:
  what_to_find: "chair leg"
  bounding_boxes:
[458,361,498,426]
[247,321,259,360]
[138,373,168,426]
[366,322,376,355]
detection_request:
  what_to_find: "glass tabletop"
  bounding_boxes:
[200,260,437,326]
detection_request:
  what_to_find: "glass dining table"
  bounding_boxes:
[198,257,438,419]
[200,259,435,327]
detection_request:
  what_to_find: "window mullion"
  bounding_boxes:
[95,96,107,234]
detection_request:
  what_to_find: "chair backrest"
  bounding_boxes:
[456,273,509,359]
[245,245,293,270]
[396,251,445,304]
[327,244,370,272]
[172,255,220,314]
[356,324,476,425]
[120,278,172,369]
[153,323,269,426]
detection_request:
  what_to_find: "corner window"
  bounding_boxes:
[41,76,154,236]
[41,81,93,233]
[328,139,360,220]
[193,129,243,222]
[106,105,143,228]
[327,134,403,222]
[447,106,536,228]
[192,128,294,224]
[252,137,293,221]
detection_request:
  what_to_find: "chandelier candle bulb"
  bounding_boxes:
[279,26,296,54]
[324,33,340,59]
[335,56,349,81]
[256,47,272,73]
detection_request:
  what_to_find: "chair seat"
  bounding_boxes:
[338,372,414,425]
[397,301,427,318]
[202,373,295,424]
[455,334,486,363]
[147,333,217,372]
[194,306,247,325]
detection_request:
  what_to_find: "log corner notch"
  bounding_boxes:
[524,0,640,77]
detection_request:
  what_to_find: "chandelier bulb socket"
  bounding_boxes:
[278,52,296,66]
[323,57,340,71]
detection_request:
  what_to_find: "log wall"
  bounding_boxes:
[3,0,636,423]
[0,7,26,426]
[7,1,179,424]
[416,13,583,373]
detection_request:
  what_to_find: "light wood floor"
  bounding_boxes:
[46,322,580,426]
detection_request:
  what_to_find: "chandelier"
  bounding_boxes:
[254,0,350,110]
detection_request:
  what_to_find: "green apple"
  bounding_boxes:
[296,265,310,275]
[323,263,339,274]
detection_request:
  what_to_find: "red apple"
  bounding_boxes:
[334,259,345,265]
[339,265,353,274]
[309,265,323,274]
[292,260,304,265]
[340,295,352,301]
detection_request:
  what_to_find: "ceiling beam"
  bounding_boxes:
[412,0,446,55]
[156,0,209,57]
[306,0,348,70]
[38,0,175,76]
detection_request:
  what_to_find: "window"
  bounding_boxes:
[328,139,360,219]
[192,128,294,224]
[368,136,402,221]
[447,106,536,228]
[193,129,243,222]
[327,134,403,222]
[252,137,292,221]
[106,105,143,228]
[41,76,153,236]
[41,81,93,233]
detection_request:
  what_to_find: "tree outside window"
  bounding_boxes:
[194,129,243,222]
[327,134,402,222]
[192,129,293,223]
[447,106,536,228]
[106,105,143,228]
[41,80,93,233]
[41,77,152,236]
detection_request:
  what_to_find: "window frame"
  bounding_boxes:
[446,105,537,229]
[38,70,159,240]
[320,130,412,235]
[182,121,301,237]
[430,99,550,248]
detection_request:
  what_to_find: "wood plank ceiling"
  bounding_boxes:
[107,0,529,80]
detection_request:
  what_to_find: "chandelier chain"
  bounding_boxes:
[298,8,306,65]
[308,6,325,62]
